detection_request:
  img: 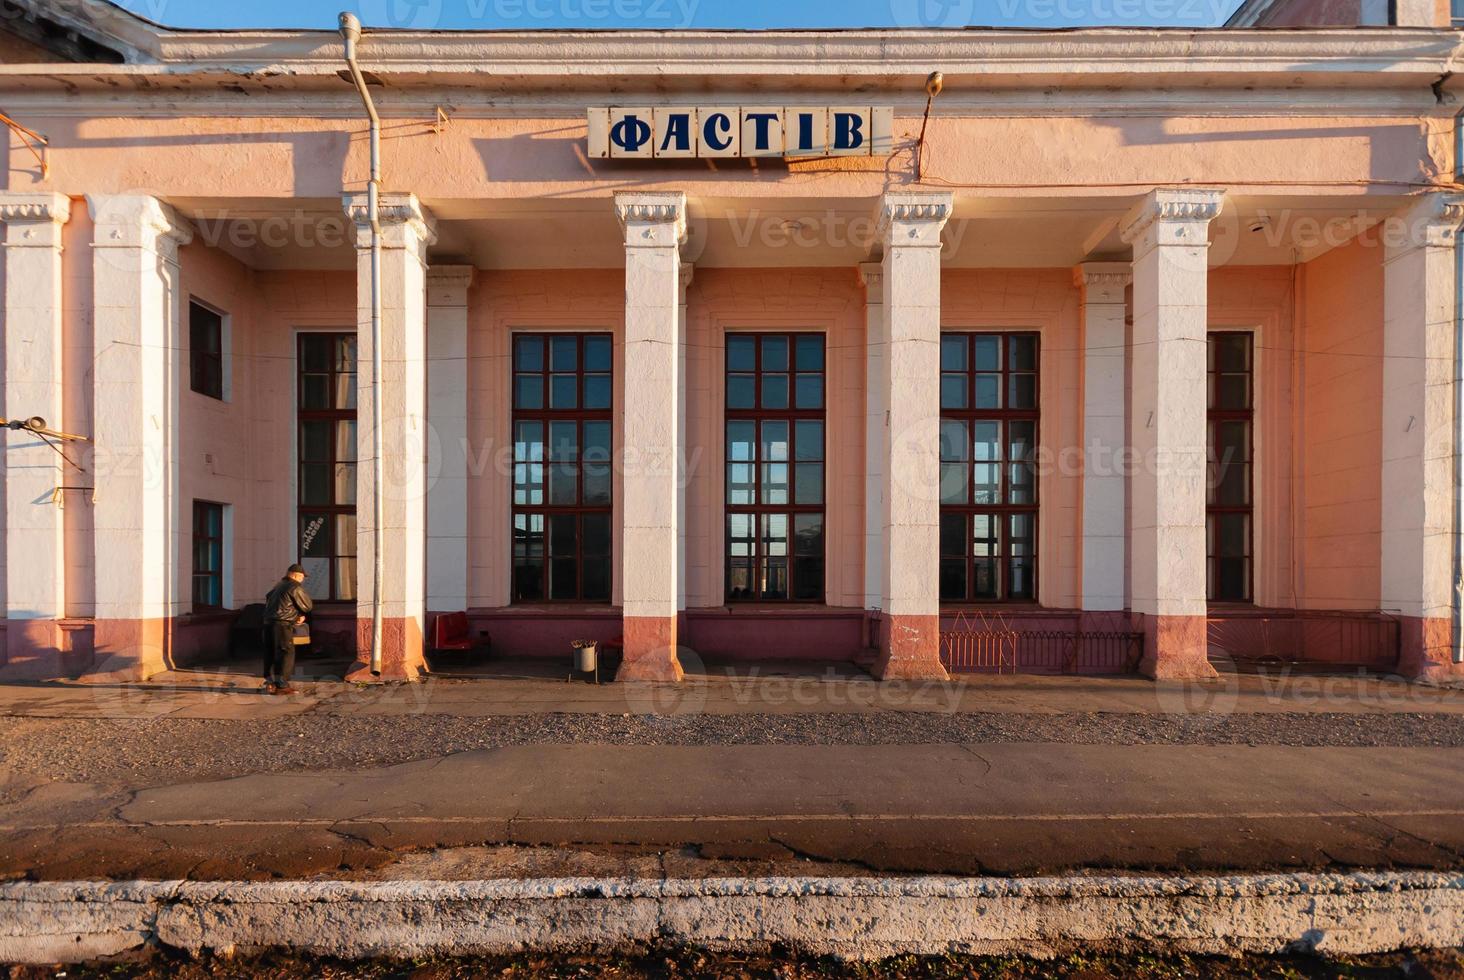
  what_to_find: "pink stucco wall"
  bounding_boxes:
[174,263,356,616]
[465,268,625,611]
[97,245,1379,667]
[686,268,867,609]
[941,269,1084,610]
[251,268,357,604]
[1294,237,1385,611]
[1210,265,1298,610]
[16,113,1448,206]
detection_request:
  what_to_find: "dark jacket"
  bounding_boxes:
[264,577,314,624]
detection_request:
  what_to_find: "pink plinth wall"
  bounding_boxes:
[616,615,683,682]
[1137,614,1216,680]
[874,613,948,680]
[684,608,869,662]
[347,616,429,682]
[1397,615,1464,683]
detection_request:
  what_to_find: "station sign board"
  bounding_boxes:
[587,106,894,160]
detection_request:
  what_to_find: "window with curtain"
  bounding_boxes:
[297,332,357,601]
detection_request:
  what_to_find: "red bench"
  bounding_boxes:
[430,612,489,656]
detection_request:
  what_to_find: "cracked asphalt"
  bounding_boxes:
[1,673,1462,883]
[3,710,1464,789]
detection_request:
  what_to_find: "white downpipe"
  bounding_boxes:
[1454,109,1463,663]
[1455,198,1463,664]
[340,12,384,676]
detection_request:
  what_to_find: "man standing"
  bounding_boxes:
[262,563,313,695]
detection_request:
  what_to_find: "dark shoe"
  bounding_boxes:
[261,681,278,695]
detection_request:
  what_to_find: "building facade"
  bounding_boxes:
[0,0,1462,683]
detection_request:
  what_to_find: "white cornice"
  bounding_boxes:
[139,27,1464,76]
[0,86,1447,121]
[0,27,1459,88]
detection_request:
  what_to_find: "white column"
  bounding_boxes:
[677,262,693,616]
[859,261,886,614]
[426,264,473,616]
[615,192,686,682]
[874,193,951,681]
[1074,262,1131,614]
[1119,188,1223,680]
[87,194,192,681]
[343,192,435,681]
[1381,192,1464,680]
[1,194,71,638]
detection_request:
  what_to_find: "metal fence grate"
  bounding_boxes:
[1206,614,1400,672]
[940,613,1143,675]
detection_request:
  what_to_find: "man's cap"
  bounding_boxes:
[287,563,308,576]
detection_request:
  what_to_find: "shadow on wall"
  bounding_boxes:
[1086,118,1428,190]
[25,121,351,200]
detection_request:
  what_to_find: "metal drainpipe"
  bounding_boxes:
[1454,121,1464,664]
[340,12,384,676]
[1453,82,1464,665]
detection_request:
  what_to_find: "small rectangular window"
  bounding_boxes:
[1207,331,1254,603]
[189,301,225,400]
[192,500,225,611]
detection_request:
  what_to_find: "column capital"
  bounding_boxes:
[1388,192,1464,253]
[86,194,193,259]
[1072,261,1131,304]
[857,261,883,295]
[679,262,695,290]
[614,191,687,247]
[876,191,953,248]
[426,264,474,309]
[0,192,70,248]
[1119,188,1224,253]
[342,191,437,251]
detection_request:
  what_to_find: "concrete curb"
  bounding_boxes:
[2,871,1461,963]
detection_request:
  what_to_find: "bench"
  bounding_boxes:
[430,612,490,657]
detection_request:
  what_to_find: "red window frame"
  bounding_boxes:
[1207,331,1254,603]
[510,332,614,604]
[724,332,826,604]
[297,332,357,603]
[938,331,1040,604]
